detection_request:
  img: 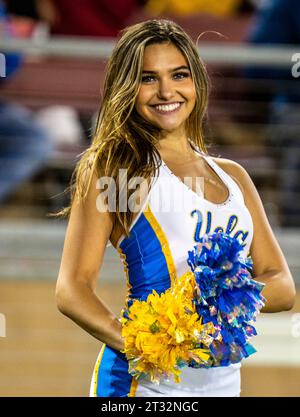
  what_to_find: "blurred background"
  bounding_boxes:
[0,0,300,397]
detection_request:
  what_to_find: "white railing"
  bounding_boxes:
[0,37,299,67]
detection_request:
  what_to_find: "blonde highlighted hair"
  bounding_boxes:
[53,19,210,237]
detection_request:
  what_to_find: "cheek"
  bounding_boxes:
[185,83,196,101]
[135,92,147,115]
[179,83,196,112]
[185,85,196,115]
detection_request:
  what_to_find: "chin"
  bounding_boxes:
[154,121,183,131]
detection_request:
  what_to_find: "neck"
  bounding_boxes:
[156,130,193,157]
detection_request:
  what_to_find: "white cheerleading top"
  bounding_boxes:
[114,149,254,397]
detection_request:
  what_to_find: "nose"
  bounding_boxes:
[157,77,175,101]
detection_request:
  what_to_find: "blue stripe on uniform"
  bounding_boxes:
[119,212,172,301]
[96,346,133,397]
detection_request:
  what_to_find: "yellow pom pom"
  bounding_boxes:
[121,271,217,383]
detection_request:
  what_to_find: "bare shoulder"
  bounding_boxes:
[210,155,270,230]
[211,156,251,196]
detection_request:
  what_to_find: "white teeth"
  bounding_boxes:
[155,103,181,112]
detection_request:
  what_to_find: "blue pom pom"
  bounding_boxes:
[187,231,265,367]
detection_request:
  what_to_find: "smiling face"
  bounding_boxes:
[135,42,196,136]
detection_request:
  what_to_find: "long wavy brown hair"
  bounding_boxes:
[53,19,210,237]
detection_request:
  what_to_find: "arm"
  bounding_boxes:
[219,158,296,313]
[55,170,124,351]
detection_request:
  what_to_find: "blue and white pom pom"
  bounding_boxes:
[187,231,266,367]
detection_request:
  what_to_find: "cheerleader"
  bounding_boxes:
[55,19,295,397]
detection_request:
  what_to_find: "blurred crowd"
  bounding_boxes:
[0,0,299,226]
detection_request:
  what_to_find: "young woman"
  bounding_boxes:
[55,19,296,397]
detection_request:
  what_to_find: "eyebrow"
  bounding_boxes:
[142,65,190,74]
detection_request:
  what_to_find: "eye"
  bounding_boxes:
[141,74,156,83]
[173,71,190,80]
